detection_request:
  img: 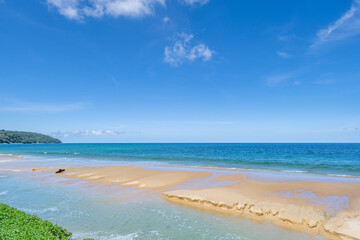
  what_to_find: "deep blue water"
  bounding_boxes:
[1,143,360,176]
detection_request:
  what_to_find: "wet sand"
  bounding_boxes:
[0,154,23,158]
[163,175,360,240]
[32,166,213,190]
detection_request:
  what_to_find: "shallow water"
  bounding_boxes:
[1,144,357,239]
[0,171,323,240]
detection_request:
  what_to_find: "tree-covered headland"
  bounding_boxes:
[0,130,61,144]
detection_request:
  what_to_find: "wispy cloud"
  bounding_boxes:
[164,33,213,66]
[339,116,360,133]
[312,79,335,85]
[266,73,301,86]
[182,0,209,6]
[162,16,170,23]
[276,51,291,58]
[51,130,125,138]
[278,35,296,41]
[266,74,292,86]
[46,0,165,20]
[156,120,233,125]
[342,127,360,132]
[312,0,360,47]
[0,101,86,113]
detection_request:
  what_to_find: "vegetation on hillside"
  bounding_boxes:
[0,130,61,144]
[0,203,95,240]
[0,203,71,240]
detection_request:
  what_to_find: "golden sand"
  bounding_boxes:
[33,166,212,190]
[163,174,360,240]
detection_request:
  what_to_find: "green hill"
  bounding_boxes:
[0,130,61,144]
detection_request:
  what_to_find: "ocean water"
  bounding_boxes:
[0,143,358,239]
[0,143,360,176]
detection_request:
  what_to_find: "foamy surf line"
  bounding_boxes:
[0,191,8,196]
[72,231,140,240]
[3,152,360,181]
[142,163,360,182]
[0,154,23,158]
[19,207,59,214]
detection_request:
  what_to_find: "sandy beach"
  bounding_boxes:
[28,163,360,240]
[32,166,213,190]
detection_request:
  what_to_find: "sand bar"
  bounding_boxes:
[163,174,360,240]
[27,165,360,240]
[32,166,213,190]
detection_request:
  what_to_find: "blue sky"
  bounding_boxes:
[1,0,360,143]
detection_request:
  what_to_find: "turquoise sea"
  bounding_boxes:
[1,143,360,176]
[1,143,359,240]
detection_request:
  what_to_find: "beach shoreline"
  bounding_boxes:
[28,164,360,240]
[1,153,360,239]
[2,152,360,181]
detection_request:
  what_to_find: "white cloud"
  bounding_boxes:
[188,43,212,60]
[312,0,360,47]
[164,33,213,66]
[46,0,165,20]
[182,0,209,6]
[163,16,170,23]
[51,130,124,138]
[0,101,86,112]
[276,51,291,58]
